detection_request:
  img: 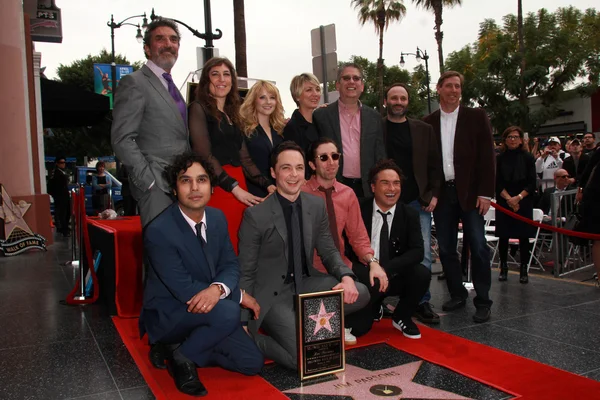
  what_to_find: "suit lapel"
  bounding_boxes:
[454,107,467,155]
[171,205,213,278]
[329,101,342,146]
[142,65,186,130]
[270,195,289,263]
[300,193,313,263]
[203,211,217,277]
[361,200,373,237]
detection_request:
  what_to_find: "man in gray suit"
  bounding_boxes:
[111,18,190,228]
[313,62,386,198]
[238,141,370,370]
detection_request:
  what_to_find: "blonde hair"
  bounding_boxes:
[290,73,321,107]
[239,81,286,137]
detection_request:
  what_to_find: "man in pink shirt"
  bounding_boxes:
[302,137,388,344]
[313,63,386,198]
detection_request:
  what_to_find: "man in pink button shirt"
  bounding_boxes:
[313,63,386,198]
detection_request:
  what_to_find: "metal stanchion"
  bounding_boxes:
[73,184,86,301]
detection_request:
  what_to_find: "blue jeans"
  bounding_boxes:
[433,186,492,308]
[408,200,432,304]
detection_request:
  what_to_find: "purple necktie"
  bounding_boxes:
[162,73,187,126]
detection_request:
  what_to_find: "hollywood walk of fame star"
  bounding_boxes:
[284,361,471,399]
[309,300,337,335]
[0,185,33,240]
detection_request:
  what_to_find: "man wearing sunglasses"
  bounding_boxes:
[313,63,386,199]
[383,83,443,325]
[301,137,386,344]
[538,169,576,221]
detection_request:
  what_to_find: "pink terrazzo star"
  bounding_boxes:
[285,361,471,399]
[308,300,337,335]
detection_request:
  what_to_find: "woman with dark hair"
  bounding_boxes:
[495,126,537,283]
[239,80,283,197]
[188,57,271,252]
[92,161,112,213]
[576,146,600,286]
[282,73,322,178]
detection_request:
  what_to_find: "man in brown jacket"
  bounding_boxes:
[423,71,496,323]
[383,83,443,325]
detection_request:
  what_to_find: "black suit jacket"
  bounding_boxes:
[422,106,495,211]
[562,153,589,185]
[313,100,386,195]
[351,199,424,277]
[382,117,443,205]
[537,186,576,217]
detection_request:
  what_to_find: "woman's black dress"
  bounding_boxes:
[245,125,283,197]
[282,109,319,179]
[495,149,537,239]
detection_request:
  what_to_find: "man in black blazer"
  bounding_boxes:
[383,83,443,324]
[562,139,589,185]
[347,160,431,339]
[423,71,496,323]
[313,62,386,198]
[140,153,263,396]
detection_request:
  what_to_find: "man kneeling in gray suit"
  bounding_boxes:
[238,141,370,370]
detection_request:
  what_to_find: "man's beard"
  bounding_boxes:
[387,105,408,118]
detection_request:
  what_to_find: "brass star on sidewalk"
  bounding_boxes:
[0,185,33,240]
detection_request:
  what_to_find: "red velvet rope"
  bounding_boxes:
[490,201,600,241]
[64,187,100,305]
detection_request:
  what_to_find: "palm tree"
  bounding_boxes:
[517,0,527,127]
[352,0,406,115]
[412,0,462,74]
[233,0,248,79]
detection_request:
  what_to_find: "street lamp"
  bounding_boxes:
[400,47,431,114]
[107,12,149,93]
[151,0,222,61]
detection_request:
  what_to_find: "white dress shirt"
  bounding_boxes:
[178,207,231,299]
[440,106,460,181]
[370,200,397,259]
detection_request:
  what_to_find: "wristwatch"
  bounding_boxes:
[518,194,523,200]
[213,283,226,296]
[366,256,379,266]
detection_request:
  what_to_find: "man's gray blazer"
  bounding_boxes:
[313,100,386,195]
[111,65,190,225]
[238,192,355,335]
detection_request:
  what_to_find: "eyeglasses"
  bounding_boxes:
[316,153,341,162]
[506,136,521,140]
[557,175,570,179]
[341,75,362,82]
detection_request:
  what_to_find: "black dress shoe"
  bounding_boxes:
[414,302,440,324]
[167,357,207,396]
[149,343,167,369]
[473,307,491,323]
[442,297,467,312]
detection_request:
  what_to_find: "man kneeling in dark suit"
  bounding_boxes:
[347,159,431,339]
[140,153,263,396]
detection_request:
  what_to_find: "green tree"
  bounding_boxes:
[45,50,143,163]
[352,0,407,116]
[445,6,600,134]
[331,56,428,117]
[411,0,462,74]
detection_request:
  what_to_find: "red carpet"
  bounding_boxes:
[113,317,600,399]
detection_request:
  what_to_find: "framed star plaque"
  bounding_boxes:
[296,289,345,381]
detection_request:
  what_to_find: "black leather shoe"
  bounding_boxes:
[442,297,466,312]
[498,263,508,282]
[473,307,491,323]
[437,272,446,280]
[167,357,207,396]
[149,343,167,369]
[414,302,440,324]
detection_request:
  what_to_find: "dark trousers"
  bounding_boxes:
[346,262,431,337]
[54,198,71,234]
[499,237,530,265]
[434,185,493,308]
[158,299,264,376]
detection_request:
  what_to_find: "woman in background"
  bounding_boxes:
[188,57,272,252]
[92,161,112,213]
[495,126,537,284]
[239,80,284,197]
[282,73,322,178]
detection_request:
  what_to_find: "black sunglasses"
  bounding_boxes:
[316,153,341,162]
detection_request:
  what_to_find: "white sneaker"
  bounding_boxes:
[344,328,357,345]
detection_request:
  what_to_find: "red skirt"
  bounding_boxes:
[208,165,247,254]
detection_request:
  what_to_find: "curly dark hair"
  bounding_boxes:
[271,141,305,168]
[368,159,404,185]
[194,57,241,127]
[165,152,217,193]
